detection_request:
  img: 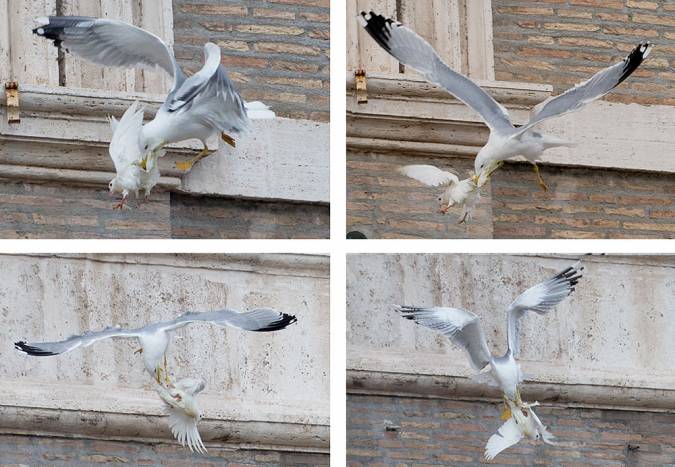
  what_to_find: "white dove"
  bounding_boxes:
[485,399,557,461]
[399,165,480,223]
[107,101,161,209]
[156,377,207,454]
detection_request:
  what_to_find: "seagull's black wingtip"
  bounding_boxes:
[14,341,56,356]
[618,41,653,85]
[257,313,298,332]
[358,10,397,53]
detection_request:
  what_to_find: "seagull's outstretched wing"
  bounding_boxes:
[167,42,250,133]
[506,262,583,357]
[399,165,459,187]
[160,307,297,333]
[156,382,207,454]
[395,306,491,371]
[15,326,140,356]
[358,11,514,135]
[108,101,145,172]
[485,417,523,461]
[515,42,652,137]
[33,16,185,93]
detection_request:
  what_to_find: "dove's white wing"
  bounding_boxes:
[507,262,583,357]
[485,417,523,461]
[156,384,207,454]
[359,12,514,135]
[109,101,145,172]
[34,16,185,93]
[399,165,459,187]
[395,306,491,371]
[514,42,652,137]
[167,407,206,454]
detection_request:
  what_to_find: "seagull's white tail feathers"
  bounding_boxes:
[245,101,276,119]
[541,133,576,149]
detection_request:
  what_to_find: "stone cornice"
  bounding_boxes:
[347,369,675,413]
[347,74,675,174]
[0,85,329,204]
[9,253,331,279]
[0,381,329,452]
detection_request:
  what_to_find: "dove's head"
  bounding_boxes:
[437,190,452,214]
[109,177,122,194]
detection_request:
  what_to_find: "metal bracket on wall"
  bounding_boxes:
[4,82,20,124]
[355,69,368,104]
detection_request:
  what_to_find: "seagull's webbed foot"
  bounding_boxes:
[221,132,236,148]
[134,348,143,355]
[500,395,512,421]
[163,354,171,387]
[532,164,548,192]
[458,211,470,225]
[176,146,211,172]
[155,366,162,385]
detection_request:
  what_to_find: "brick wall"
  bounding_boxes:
[0,181,329,238]
[0,434,328,466]
[172,0,330,122]
[347,394,675,466]
[347,152,494,239]
[492,162,675,239]
[492,0,675,106]
[346,152,675,239]
[171,192,330,238]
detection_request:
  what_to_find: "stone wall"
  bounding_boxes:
[173,0,330,121]
[346,152,675,239]
[492,0,675,107]
[0,434,329,466]
[0,182,329,239]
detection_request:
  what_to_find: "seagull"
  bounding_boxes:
[359,11,652,191]
[33,16,275,172]
[394,261,583,459]
[155,377,207,454]
[107,101,161,209]
[15,307,297,385]
[399,165,480,223]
